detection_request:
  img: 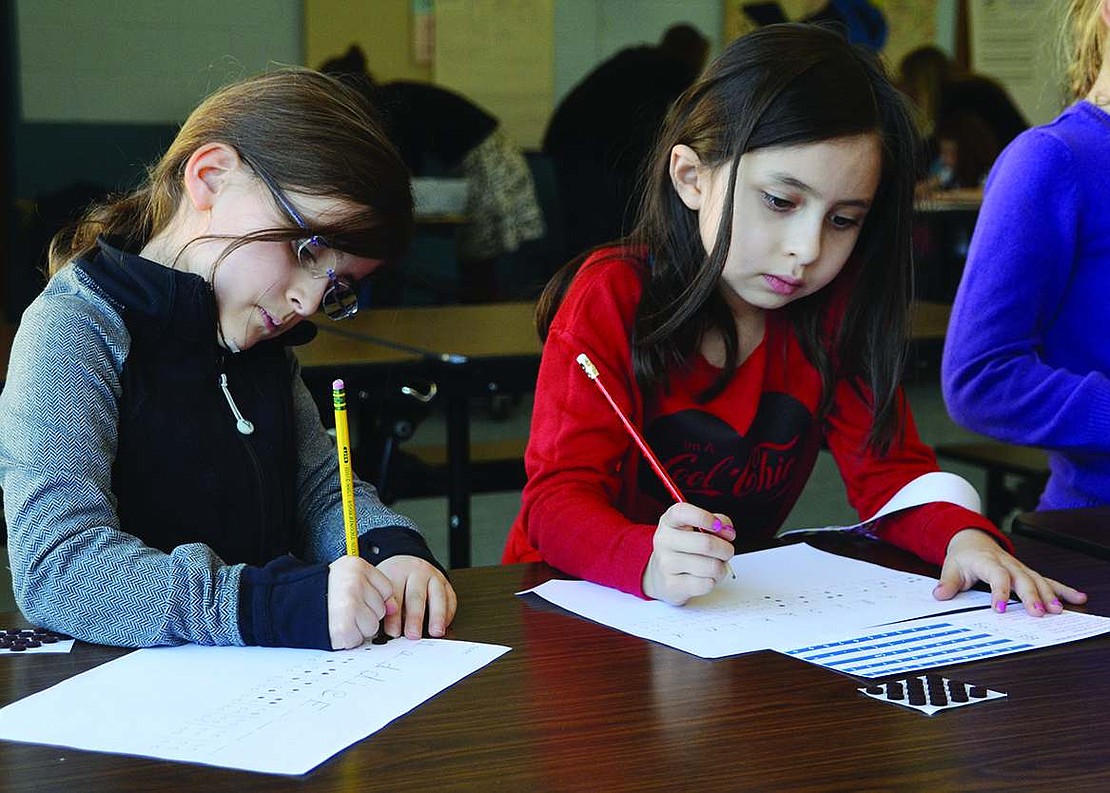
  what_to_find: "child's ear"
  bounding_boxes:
[182,143,241,211]
[670,144,707,211]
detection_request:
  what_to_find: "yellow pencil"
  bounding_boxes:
[332,378,359,556]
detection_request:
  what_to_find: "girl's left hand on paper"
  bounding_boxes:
[377,555,458,639]
[642,503,736,605]
[934,528,1088,616]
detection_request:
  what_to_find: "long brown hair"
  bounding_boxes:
[48,68,412,275]
[538,24,921,454]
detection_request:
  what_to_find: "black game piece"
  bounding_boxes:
[926,675,949,706]
[947,678,969,703]
[906,676,927,706]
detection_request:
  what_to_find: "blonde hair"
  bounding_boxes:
[48,68,412,275]
[1063,0,1108,100]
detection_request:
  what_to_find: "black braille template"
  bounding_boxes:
[0,628,73,654]
[858,674,1006,715]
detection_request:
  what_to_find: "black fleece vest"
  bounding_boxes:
[77,242,311,566]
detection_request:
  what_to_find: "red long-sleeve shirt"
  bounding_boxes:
[504,248,1006,595]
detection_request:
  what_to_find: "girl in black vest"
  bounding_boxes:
[0,69,455,650]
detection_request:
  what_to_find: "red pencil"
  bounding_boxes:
[576,353,735,578]
[575,353,684,501]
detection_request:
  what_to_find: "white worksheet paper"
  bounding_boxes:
[522,544,992,659]
[778,608,1110,678]
[0,638,510,776]
[775,471,981,538]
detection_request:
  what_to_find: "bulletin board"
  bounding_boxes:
[969,0,1064,124]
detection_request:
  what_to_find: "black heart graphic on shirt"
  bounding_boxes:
[642,392,820,537]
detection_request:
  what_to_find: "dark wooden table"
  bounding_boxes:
[296,302,541,568]
[1013,507,1110,561]
[1,533,1109,791]
[914,188,983,303]
[915,187,984,214]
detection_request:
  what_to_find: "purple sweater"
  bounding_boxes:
[942,101,1110,510]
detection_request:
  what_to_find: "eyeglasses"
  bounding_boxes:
[245,157,359,321]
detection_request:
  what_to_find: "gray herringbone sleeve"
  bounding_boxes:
[0,265,424,647]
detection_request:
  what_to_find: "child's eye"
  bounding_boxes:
[761,191,794,211]
[294,239,320,266]
[829,214,863,230]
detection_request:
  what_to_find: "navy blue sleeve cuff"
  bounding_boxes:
[358,526,448,576]
[238,556,331,650]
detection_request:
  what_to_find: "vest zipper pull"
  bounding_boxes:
[219,373,255,435]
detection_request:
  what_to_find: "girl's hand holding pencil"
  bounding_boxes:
[643,503,737,605]
[327,554,456,647]
[327,556,399,650]
[575,353,737,601]
[328,378,458,647]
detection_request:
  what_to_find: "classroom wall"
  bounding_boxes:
[16,0,301,125]
[13,0,1043,198]
[934,0,957,54]
[552,0,722,104]
[307,0,721,104]
[305,0,431,81]
[969,0,1066,126]
[306,0,721,149]
[3,0,1073,317]
[6,0,301,319]
[12,0,301,197]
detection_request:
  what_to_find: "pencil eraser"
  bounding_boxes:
[575,353,599,378]
[332,378,345,391]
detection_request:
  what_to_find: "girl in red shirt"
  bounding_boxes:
[505,24,1085,614]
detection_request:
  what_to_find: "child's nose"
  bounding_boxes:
[288,272,330,317]
[785,221,822,265]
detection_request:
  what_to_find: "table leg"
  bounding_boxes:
[446,392,471,568]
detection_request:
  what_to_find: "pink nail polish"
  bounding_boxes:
[995,601,1006,614]
[712,518,723,533]
[1034,602,1045,612]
